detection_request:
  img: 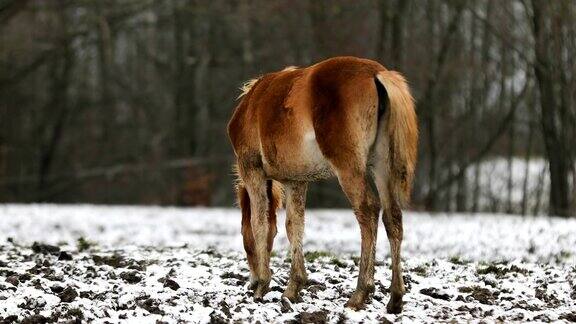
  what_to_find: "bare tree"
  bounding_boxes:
[530,0,574,217]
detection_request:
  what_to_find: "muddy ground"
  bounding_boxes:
[0,205,575,323]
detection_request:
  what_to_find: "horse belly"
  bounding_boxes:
[262,129,333,181]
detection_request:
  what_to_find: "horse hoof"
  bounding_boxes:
[253,281,270,302]
[344,300,365,311]
[386,297,403,314]
[280,297,294,313]
[248,281,258,291]
[281,291,302,304]
[345,292,367,311]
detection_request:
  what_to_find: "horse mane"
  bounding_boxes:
[238,78,259,99]
[237,66,298,99]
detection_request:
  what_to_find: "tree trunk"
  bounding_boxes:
[376,0,390,61]
[531,0,571,217]
[521,116,535,216]
[423,3,465,210]
[391,0,409,69]
[37,9,74,201]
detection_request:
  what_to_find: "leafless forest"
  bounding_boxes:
[0,0,574,216]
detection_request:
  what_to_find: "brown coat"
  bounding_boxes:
[227,56,418,313]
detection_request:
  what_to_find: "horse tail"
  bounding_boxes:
[374,70,418,208]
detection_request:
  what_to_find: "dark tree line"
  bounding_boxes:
[0,0,574,216]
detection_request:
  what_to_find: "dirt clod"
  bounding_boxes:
[21,314,48,324]
[163,278,180,290]
[292,310,328,324]
[559,312,576,322]
[66,308,83,320]
[0,315,18,324]
[459,286,498,305]
[209,311,227,324]
[18,296,47,310]
[58,251,73,261]
[477,264,530,278]
[307,283,326,294]
[50,285,64,294]
[120,271,142,284]
[59,286,78,303]
[5,275,19,286]
[136,297,164,315]
[31,242,60,255]
[535,286,561,307]
[220,272,247,281]
[420,288,451,300]
[219,300,232,318]
[93,254,125,268]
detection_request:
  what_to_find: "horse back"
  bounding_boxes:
[228,57,385,180]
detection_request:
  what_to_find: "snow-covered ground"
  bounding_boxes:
[0,204,575,323]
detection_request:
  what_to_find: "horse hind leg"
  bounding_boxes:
[382,198,405,314]
[282,181,308,303]
[372,156,405,314]
[336,167,380,310]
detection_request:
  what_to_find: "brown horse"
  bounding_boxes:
[227,56,418,313]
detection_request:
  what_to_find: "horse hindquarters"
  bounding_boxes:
[311,74,382,309]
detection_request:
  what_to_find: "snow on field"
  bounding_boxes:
[0,204,575,323]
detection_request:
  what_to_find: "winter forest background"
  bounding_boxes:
[0,0,575,217]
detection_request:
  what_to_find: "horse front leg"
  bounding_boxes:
[240,168,272,301]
